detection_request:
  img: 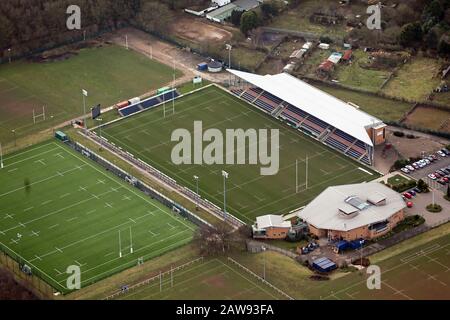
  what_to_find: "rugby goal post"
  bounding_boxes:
[33,106,46,124]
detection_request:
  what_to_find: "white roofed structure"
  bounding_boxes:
[297,183,406,239]
[228,69,383,147]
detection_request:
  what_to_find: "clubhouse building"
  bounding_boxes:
[297,182,406,241]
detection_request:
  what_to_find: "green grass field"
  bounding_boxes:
[97,85,379,223]
[113,258,287,300]
[0,140,195,294]
[333,50,391,92]
[0,45,182,144]
[314,83,413,122]
[306,233,450,300]
[382,57,441,102]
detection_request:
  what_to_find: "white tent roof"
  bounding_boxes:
[255,215,291,229]
[297,183,406,232]
[228,69,383,146]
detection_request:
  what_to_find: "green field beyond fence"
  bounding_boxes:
[0,45,182,144]
[0,140,195,294]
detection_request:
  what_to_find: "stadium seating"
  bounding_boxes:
[119,90,179,117]
[229,85,374,165]
[141,97,161,109]
[159,90,179,102]
[231,88,244,96]
[119,104,142,117]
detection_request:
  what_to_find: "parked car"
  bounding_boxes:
[418,161,426,168]
[401,167,410,174]
[412,162,420,169]
[435,172,442,178]
[438,179,446,185]
[442,148,450,155]
[437,170,446,176]
[427,156,435,162]
[406,201,413,208]
[408,190,416,196]
[403,192,412,199]
[442,168,450,175]
[437,150,446,157]
[406,165,415,171]
[413,187,422,193]
[428,173,437,180]
[431,154,438,161]
[424,159,431,165]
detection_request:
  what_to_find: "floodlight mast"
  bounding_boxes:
[222,170,229,220]
[0,142,3,169]
[129,226,133,254]
[119,230,122,258]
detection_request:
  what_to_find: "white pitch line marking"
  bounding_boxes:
[91,194,100,199]
[66,217,78,222]
[8,168,18,173]
[30,230,40,237]
[79,186,87,192]
[129,218,136,223]
[4,214,14,219]
[104,202,113,208]
[54,268,63,275]
[48,224,59,229]
[55,247,63,253]
[104,252,114,257]
[34,255,42,261]
[60,193,71,199]
[41,200,53,205]
[147,211,155,216]
[122,195,132,201]
[97,179,106,185]
[19,222,26,228]
[23,206,34,212]
[10,238,19,244]
[167,223,176,230]
[56,171,64,177]
[54,153,65,159]
[34,159,46,166]
[74,260,86,267]
[86,209,96,215]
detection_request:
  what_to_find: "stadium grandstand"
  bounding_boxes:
[117,89,179,117]
[227,69,386,166]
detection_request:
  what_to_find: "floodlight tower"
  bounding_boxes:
[0,142,3,169]
[222,170,229,220]
[193,175,200,209]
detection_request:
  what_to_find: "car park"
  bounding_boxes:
[413,187,422,193]
[403,192,412,199]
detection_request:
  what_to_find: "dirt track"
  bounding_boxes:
[169,17,232,44]
[105,27,230,85]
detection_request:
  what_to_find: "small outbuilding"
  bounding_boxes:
[207,60,223,73]
[312,257,337,273]
[252,214,292,239]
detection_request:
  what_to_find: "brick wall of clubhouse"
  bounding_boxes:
[308,209,405,241]
[254,226,291,239]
